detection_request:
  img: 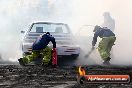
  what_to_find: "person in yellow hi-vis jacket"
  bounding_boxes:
[92,25,116,65]
[19,32,56,66]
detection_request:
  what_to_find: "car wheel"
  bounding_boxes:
[71,54,79,59]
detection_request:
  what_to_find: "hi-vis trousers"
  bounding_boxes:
[98,36,116,61]
[22,46,52,65]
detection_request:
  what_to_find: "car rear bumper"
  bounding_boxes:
[22,43,80,56]
[56,45,80,55]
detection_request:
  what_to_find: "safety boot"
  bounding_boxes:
[103,61,110,65]
[33,54,43,66]
[18,58,25,66]
[103,57,111,65]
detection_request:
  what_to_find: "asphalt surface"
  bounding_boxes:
[0,64,132,88]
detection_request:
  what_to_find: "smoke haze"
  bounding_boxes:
[0,0,132,65]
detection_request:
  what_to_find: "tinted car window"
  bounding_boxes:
[30,23,70,33]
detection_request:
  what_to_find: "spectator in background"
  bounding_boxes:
[102,12,115,32]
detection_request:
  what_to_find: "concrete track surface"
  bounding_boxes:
[0,65,132,88]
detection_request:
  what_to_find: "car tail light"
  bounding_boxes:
[28,48,32,52]
[67,49,76,50]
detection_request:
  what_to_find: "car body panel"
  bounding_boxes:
[22,22,80,56]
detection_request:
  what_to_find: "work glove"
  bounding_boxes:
[52,48,57,52]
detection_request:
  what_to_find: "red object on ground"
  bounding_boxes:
[52,48,57,65]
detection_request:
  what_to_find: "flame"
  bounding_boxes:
[78,66,86,76]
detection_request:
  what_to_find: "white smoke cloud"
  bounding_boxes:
[71,0,132,65]
[0,0,132,65]
[0,0,73,62]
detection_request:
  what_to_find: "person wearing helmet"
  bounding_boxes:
[92,25,116,65]
[20,32,56,66]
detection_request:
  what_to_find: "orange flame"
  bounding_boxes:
[79,66,86,76]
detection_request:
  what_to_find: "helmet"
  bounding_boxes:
[93,25,101,32]
[103,12,110,17]
[46,32,50,35]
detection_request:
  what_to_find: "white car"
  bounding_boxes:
[21,22,80,58]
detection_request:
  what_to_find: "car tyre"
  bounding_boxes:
[18,58,25,66]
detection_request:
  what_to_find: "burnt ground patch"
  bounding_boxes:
[0,64,132,88]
